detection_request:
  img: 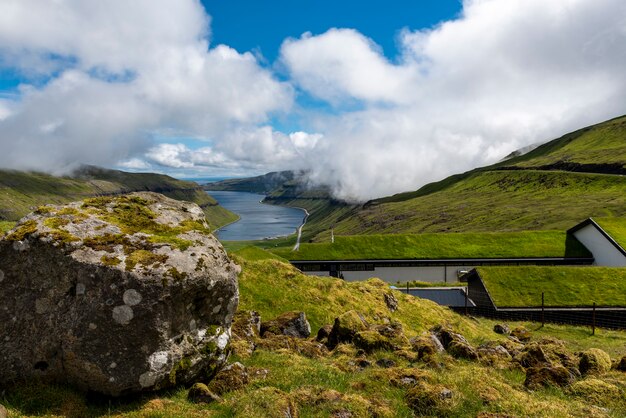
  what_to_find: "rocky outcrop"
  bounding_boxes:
[0,192,239,396]
[261,311,311,338]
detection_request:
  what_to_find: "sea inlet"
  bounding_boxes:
[208,191,306,241]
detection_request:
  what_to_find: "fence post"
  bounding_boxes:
[406,282,409,295]
[592,302,596,335]
[541,292,546,328]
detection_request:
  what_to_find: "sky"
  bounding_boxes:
[0,0,625,201]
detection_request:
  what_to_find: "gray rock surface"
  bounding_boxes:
[0,192,239,396]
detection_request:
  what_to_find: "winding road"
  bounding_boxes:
[292,208,310,251]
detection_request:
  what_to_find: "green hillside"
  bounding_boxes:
[321,115,626,238]
[0,166,237,230]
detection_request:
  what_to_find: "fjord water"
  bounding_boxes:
[209,191,305,241]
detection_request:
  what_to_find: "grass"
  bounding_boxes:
[508,114,626,168]
[271,230,590,260]
[0,220,15,234]
[594,217,626,251]
[4,254,626,417]
[328,170,626,236]
[476,266,626,307]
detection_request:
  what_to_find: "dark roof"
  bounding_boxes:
[567,218,626,257]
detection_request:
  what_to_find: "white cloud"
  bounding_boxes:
[0,0,292,172]
[280,0,626,201]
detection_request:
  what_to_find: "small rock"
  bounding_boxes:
[327,310,369,348]
[261,311,311,338]
[439,388,453,400]
[510,326,531,342]
[616,355,626,371]
[316,324,333,342]
[376,358,396,368]
[524,365,575,389]
[188,383,221,404]
[384,291,399,312]
[579,348,612,376]
[0,404,7,418]
[356,358,372,368]
[493,324,510,335]
[207,362,249,395]
[519,345,550,368]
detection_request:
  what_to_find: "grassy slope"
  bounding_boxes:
[273,230,590,260]
[595,217,626,251]
[477,266,626,307]
[0,167,238,230]
[329,170,626,236]
[6,252,626,417]
[508,115,626,168]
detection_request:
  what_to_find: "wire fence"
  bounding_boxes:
[459,287,626,332]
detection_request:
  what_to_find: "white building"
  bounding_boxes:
[568,218,626,266]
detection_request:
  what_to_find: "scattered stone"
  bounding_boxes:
[411,334,445,359]
[493,324,510,335]
[518,345,550,368]
[232,310,261,339]
[616,355,626,371]
[207,362,249,395]
[579,348,612,376]
[261,311,311,339]
[353,331,395,353]
[356,358,372,368]
[327,310,369,348]
[316,324,333,343]
[0,193,239,396]
[431,325,478,360]
[510,326,532,342]
[477,343,512,367]
[524,365,575,389]
[570,379,621,404]
[406,381,454,415]
[188,383,222,404]
[375,358,396,368]
[384,291,399,312]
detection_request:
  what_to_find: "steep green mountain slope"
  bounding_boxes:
[324,115,626,238]
[0,166,237,230]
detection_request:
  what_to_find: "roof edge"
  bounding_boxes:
[568,217,626,257]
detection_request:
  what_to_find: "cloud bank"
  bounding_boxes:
[0,0,625,200]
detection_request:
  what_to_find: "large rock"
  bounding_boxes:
[579,348,612,376]
[0,192,239,396]
[327,310,369,348]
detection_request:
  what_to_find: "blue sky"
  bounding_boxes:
[205,1,462,62]
[0,0,624,200]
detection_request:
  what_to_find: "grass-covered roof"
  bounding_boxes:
[273,231,591,261]
[594,217,626,252]
[476,266,626,307]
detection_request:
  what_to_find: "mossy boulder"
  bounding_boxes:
[493,324,510,335]
[256,335,328,359]
[569,378,621,404]
[207,362,249,395]
[410,334,445,360]
[579,348,612,376]
[187,383,221,404]
[261,311,311,338]
[510,326,532,342]
[616,355,626,371]
[431,325,478,360]
[327,310,369,348]
[405,381,455,415]
[353,331,396,352]
[524,365,576,389]
[316,324,333,344]
[0,192,239,396]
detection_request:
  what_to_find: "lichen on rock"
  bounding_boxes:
[0,192,239,396]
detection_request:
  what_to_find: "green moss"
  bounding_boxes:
[168,356,193,385]
[83,233,131,252]
[43,217,70,229]
[570,379,621,404]
[100,255,121,266]
[167,266,188,281]
[579,348,612,375]
[125,250,168,270]
[34,206,55,215]
[5,220,38,241]
[43,230,80,244]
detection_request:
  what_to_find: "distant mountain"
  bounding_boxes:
[0,165,237,230]
[500,142,542,161]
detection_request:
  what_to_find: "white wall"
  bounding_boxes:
[302,265,477,283]
[573,224,626,266]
